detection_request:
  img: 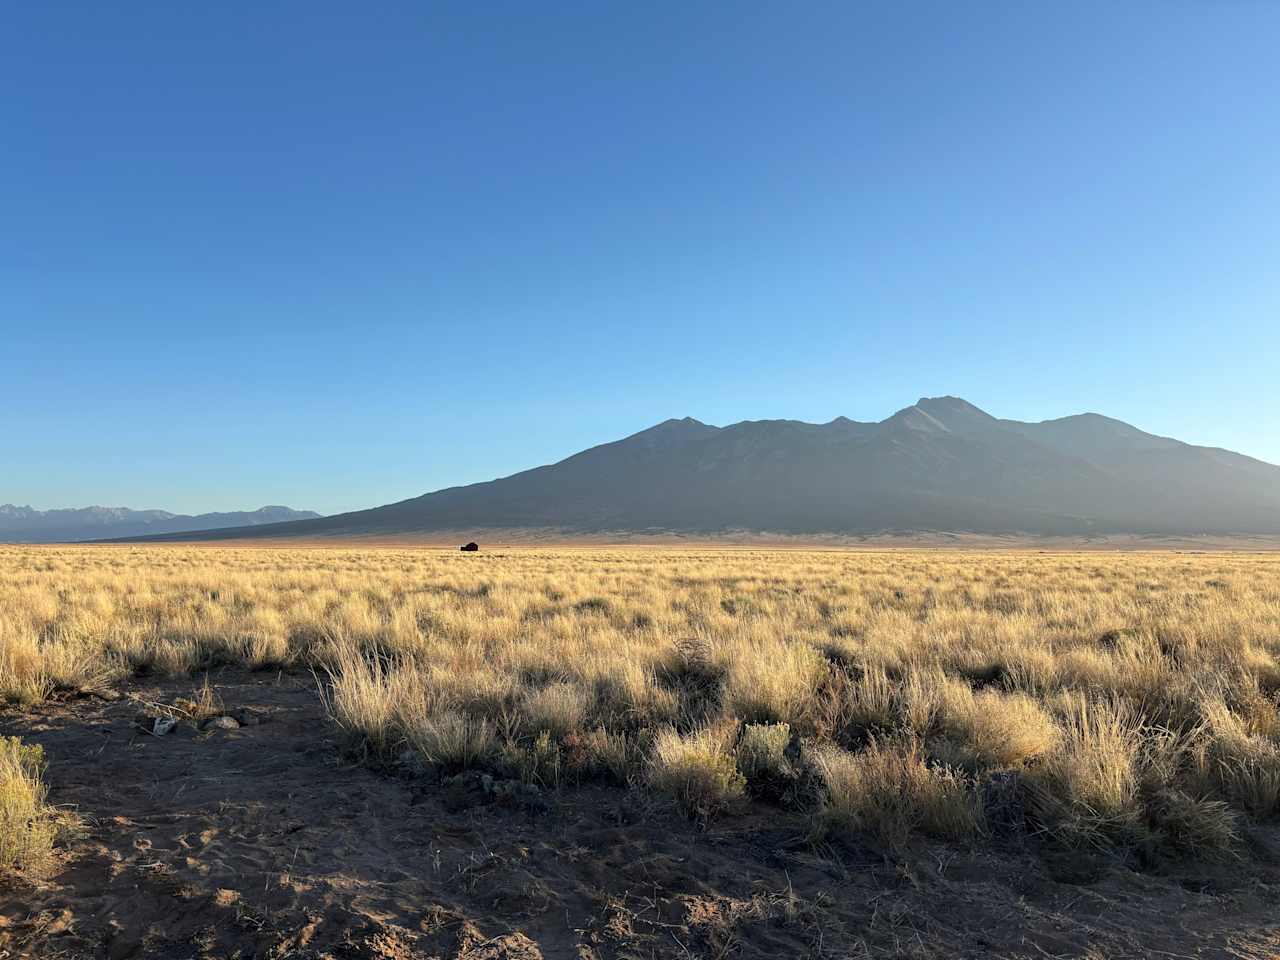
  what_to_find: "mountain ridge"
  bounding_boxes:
[0,505,322,543]
[108,397,1280,542]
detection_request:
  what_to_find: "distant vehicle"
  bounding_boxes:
[460,541,479,552]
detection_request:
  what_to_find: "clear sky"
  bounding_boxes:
[3,2,1278,516]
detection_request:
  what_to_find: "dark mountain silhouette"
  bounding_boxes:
[0,505,321,543]
[117,397,1280,541]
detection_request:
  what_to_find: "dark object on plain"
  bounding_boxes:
[461,542,479,552]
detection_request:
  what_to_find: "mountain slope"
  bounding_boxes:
[0,505,321,543]
[119,397,1280,540]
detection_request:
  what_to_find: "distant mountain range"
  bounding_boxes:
[0,505,321,543]
[111,397,1280,542]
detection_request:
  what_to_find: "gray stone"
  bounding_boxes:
[150,716,178,737]
[233,707,264,726]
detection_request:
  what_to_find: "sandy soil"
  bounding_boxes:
[4,671,1280,959]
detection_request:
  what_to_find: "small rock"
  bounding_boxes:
[77,686,122,701]
[203,715,240,731]
[233,707,265,727]
[147,716,178,737]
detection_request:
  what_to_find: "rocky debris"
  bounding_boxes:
[202,715,240,732]
[460,932,544,959]
[333,915,543,960]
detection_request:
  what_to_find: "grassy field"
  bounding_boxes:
[4,544,1280,868]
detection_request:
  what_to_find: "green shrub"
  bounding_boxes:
[649,724,745,817]
[736,722,793,786]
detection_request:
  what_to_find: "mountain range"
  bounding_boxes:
[0,505,321,543]
[108,397,1280,542]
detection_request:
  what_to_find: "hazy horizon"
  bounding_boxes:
[5,3,1279,516]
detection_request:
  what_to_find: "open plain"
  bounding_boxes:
[4,544,1280,958]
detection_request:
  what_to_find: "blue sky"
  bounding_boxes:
[3,2,1278,516]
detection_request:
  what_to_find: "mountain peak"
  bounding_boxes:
[622,416,719,449]
[916,395,985,412]
[103,397,1280,543]
[903,397,1000,434]
[652,416,709,428]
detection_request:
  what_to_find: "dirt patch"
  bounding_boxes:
[3,671,1280,959]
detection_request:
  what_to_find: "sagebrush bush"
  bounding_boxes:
[649,723,745,816]
[736,722,793,785]
[519,681,590,740]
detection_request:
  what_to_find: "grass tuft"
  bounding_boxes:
[0,736,56,874]
[811,738,982,844]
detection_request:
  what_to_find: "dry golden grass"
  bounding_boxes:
[4,544,1280,856]
[0,736,55,873]
[810,737,982,842]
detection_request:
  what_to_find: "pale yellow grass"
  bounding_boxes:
[3,545,1280,854]
[0,736,55,873]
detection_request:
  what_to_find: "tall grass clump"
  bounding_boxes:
[0,737,56,873]
[810,738,982,844]
[938,683,1060,770]
[1029,694,1144,846]
[320,648,425,757]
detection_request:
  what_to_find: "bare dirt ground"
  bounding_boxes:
[4,671,1280,960]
